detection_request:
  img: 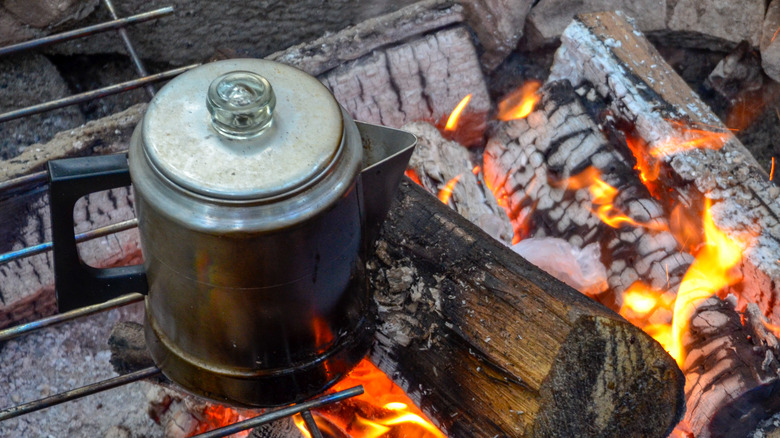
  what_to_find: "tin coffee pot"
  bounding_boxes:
[47,59,416,407]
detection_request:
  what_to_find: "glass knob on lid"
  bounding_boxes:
[206,71,276,139]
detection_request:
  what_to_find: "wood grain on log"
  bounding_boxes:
[484,80,693,319]
[268,0,464,77]
[368,180,684,437]
[321,26,490,129]
[548,11,780,328]
[404,121,513,244]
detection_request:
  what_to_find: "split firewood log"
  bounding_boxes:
[484,79,693,322]
[320,26,490,131]
[548,11,780,327]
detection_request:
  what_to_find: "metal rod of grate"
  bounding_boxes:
[102,0,157,98]
[0,7,174,57]
[0,367,162,422]
[0,64,198,123]
[0,4,341,438]
[191,387,365,438]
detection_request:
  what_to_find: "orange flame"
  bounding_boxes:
[556,167,664,230]
[771,157,776,181]
[445,94,472,131]
[618,282,674,351]
[405,168,422,185]
[669,199,746,366]
[438,174,462,205]
[651,127,729,158]
[497,81,541,121]
[625,124,730,196]
[295,359,445,438]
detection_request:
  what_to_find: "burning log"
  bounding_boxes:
[548,11,780,330]
[484,79,693,317]
[320,25,490,130]
[107,180,685,437]
[404,121,513,245]
[267,0,465,78]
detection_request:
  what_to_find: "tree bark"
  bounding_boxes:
[365,179,684,437]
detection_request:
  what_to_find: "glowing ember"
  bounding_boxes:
[190,405,252,437]
[405,168,423,185]
[771,157,776,181]
[496,81,541,121]
[295,359,445,438]
[445,94,472,131]
[438,174,462,205]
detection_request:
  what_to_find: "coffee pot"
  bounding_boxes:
[47,59,416,407]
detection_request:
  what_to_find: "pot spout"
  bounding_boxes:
[357,122,416,244]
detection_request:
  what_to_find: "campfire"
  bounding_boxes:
[1,1,779,438]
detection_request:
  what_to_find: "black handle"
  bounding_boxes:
[48,154,147,312]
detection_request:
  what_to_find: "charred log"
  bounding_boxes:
[547,11,780,325]
[484,79,692,318]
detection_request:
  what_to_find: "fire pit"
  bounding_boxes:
[1,1,779,437]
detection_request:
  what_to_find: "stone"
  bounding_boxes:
[45,0,422,66]
[761,0,780,83]
[0,7,40,46]
[666,0,764,50]
[460,0,533,69]
[3,0,98,28]
[525,0,666,47]
[0,54,85,160]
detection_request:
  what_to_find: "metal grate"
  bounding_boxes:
[0,2,361,436]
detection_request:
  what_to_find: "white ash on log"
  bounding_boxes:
[484,80,693,317]
[548,11,780,326]
[681,297,780,438]
[0,103,146,181]
[403,121,513,244]
[267,0,465,77]
[320,25,490,130]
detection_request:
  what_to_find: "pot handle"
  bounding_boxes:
[48,154,148,312]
